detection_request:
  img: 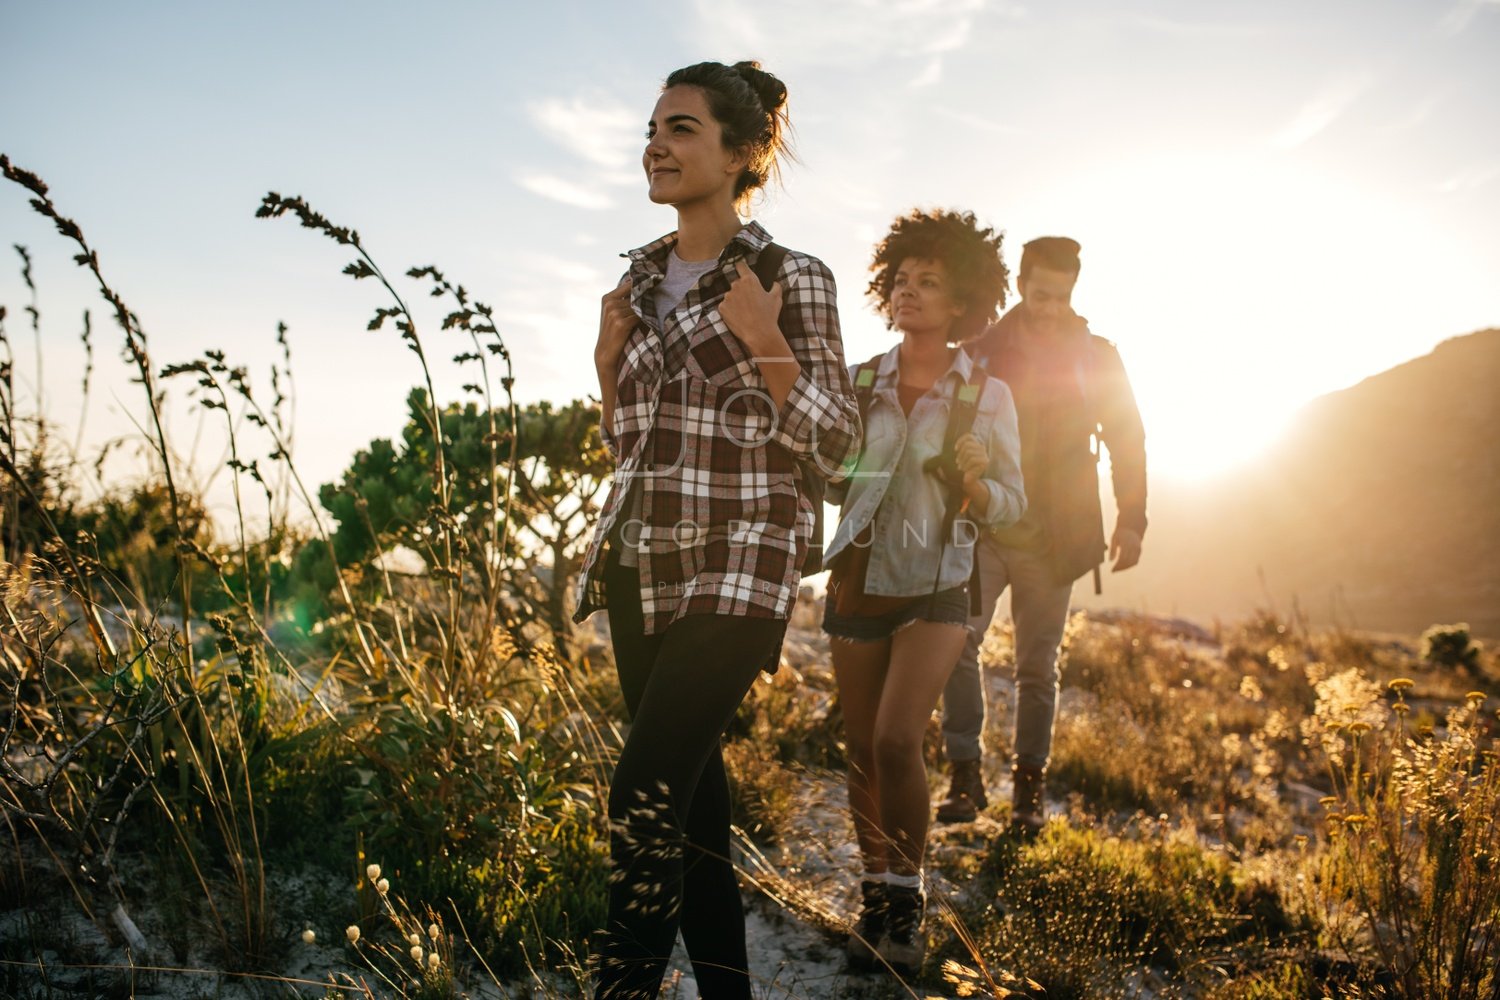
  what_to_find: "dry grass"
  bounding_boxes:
[2,153,1497,998]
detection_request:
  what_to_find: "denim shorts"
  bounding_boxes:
[821,585,971,643]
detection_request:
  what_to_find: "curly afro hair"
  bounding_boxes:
[866,208,1009,342]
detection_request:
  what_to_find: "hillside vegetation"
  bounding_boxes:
[2,155,1498,998]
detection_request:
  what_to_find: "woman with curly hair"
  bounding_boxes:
[823,209,1025,973]
[577,60,860,999]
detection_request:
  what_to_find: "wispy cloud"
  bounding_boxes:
[514,173,614,210]
[1272,75,1373,149]
[495,250,611,397]
[525,93,639,172]
[931,105,1021,134]
[1129,14,1265,37]
[909,58,943,89]
[688,0,996,72]
[521,253,603,286]
[1437,162,1500,194]
[1380,93,1444,133]
[1438,0,1500,35]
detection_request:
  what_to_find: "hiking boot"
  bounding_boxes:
[935,758,989,824]
[878,884,926,974]
[1011,763,1046,836]
[846,879,889,969]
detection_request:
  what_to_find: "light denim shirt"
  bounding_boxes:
[825,345,1025,597]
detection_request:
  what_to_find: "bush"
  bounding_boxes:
[1305,678,1500,999]
[955,820,1302,998]
[1421,622,1483,674]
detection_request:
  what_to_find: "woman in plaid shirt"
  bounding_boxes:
[577,61,860,999]
[824,210,1024,975]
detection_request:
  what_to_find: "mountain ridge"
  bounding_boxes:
[1077,327,1500,637]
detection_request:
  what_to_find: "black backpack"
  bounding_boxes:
[750,243,831,576]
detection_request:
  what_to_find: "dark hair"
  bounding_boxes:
[664,60,793,207]
[1018,236,1081,282]
[866,209,1009,342]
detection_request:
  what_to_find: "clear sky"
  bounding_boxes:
[3,0,1498,512]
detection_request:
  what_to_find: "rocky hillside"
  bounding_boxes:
[1079,328,1500,637]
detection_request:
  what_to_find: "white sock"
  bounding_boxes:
[861,870,890,884]
[885,871,922,891]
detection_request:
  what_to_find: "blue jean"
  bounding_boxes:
[940,535,1074,769]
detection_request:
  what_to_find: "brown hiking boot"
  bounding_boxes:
[1011,763,1046,835]
[935,758,989,824]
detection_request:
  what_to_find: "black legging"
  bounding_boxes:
[594,550,786,1000]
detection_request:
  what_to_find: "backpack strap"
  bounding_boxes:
[941,372,985,465]
[852,353,883,430]
[943,369,988,616]
[751,242,788,292]
[1076,335,1101,462]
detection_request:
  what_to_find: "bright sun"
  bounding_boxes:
[1034,150,1446,481]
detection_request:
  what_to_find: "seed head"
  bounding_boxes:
[301,928,316,944]
[427,952,441,971]
[377,878,390,894]
[366,863,381,882]
[346,925,361,945]
[410,945,424,962]
[428,922,440,941]
[408,931,422,947]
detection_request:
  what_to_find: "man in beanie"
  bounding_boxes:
[936,236,1148,831]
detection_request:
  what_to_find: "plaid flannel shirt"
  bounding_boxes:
[574,222,861,634]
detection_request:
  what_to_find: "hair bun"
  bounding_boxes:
[732,60,788,113]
